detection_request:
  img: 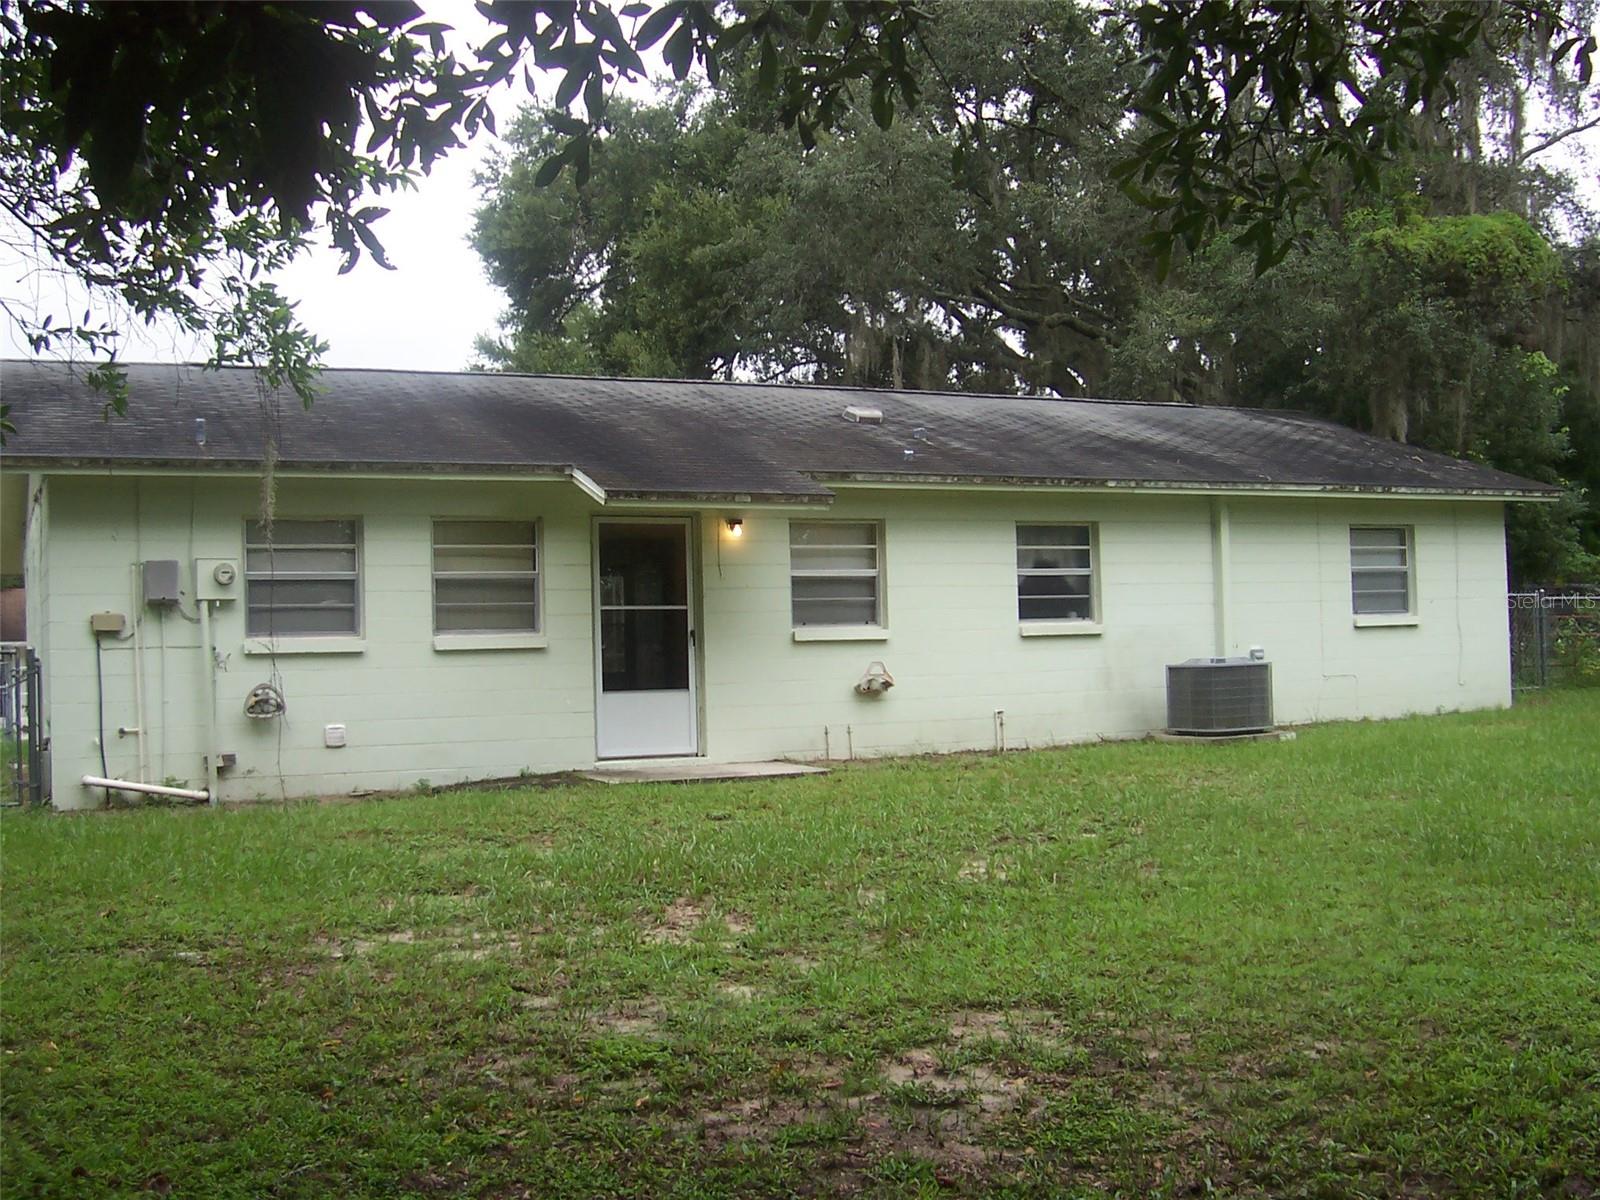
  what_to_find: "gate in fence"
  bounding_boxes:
[1,643,44,807]
[1508,590,1600,694]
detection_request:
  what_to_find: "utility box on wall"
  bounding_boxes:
[141,559,180,606]
[194,559,241,602]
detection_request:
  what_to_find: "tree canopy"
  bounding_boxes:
[469,0,1600,580]
[4,0,1599,575]
[3,0,1594,412]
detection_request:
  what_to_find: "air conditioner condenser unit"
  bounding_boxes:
[1165,658,1274,735]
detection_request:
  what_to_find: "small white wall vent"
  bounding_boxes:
[842,406,883,425]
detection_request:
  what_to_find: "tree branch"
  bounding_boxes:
[1512,114,1600,166]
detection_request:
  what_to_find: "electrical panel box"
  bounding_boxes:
[142,559,180,606]
[195,558,241,602]
[89,611,127,635]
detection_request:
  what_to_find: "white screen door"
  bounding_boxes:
[594,519,699,758]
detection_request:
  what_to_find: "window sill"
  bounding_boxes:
[793,626,890,643]
[433,633,547,652]
[1353,614,1419,628]
[1019,621,1103,638]
[243,636,366,656]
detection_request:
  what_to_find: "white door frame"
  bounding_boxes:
[592,516,701,759]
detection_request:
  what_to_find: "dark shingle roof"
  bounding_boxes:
[0,360,1558,501]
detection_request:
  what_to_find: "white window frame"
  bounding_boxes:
[1349,525,1416,622]
[432,518,544,649]
[243,518,362,640]
[788,520,886,639]
[1016,522,1101,634]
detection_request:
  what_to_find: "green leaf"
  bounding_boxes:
[534,152,566,188]
[633,3,682,51]
[870,80,893,130]
[756,34,777,93]
[554,64,587,109]
[804,0,833,42]
[663,23,694,80]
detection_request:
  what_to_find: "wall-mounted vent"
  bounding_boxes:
[1165,658,1273,735]
[842,406,883,425]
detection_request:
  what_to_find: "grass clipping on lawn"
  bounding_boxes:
[2,692,1597,1198]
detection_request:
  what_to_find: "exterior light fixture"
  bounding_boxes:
[726,517,744,538]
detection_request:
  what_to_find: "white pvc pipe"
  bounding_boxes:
[1211,497,1232,657]
[82,775,209,802]
[198,599,219,805]
[131,601,149,784]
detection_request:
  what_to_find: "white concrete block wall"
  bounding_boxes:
[1225,497,1511,722]
[32,474,1514,808]
[697,490,1511,762]
[39,476,599,807]
[696,490,1217,760]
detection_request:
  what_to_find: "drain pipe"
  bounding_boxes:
[82,775,209,803]
[198,598,220,805]
[130,576,149,783]
[1210,498,1232,657]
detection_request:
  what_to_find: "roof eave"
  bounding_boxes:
[0,457,611,500]
[810,471,1560,502]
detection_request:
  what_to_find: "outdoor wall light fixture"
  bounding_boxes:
[725,517,744,538]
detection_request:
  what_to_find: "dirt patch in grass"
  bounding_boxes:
[641,897,750,945]
[947,1008,1068,1049]
[589,1000,666,1037]
[693,1096,846,1151]
[312,926,535,961]
[860,1106,996,1174]
[956,858,1010,882]
[436,931,527,961]
[685,1053,1029,1177]
[767,1053,851,1090]
[881,1048,1032,1115]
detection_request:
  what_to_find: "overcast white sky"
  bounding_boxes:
[2,3,1596,374]
[267,134,508,372]
[268,0,538,371]
[0,1,543,372]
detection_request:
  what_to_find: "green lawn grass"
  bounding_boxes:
[3,693,1597,1199]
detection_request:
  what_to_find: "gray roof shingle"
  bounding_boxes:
[0,360,1558,501]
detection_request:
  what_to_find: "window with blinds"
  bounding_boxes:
[244,519,361,637]
[432,520,540,633]
[789,521,883,627]
[1016,524,1096,621]
[1350,526,1413,614]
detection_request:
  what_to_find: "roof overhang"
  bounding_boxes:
[1,460,1560,507]
[0,461,847,512]
[812,472,1560,502]
[0,459,614,501]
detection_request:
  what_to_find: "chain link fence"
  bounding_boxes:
[1,643,45,807]
[1508,590,1600,694]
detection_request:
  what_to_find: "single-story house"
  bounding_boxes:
[0,360,1557,808]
